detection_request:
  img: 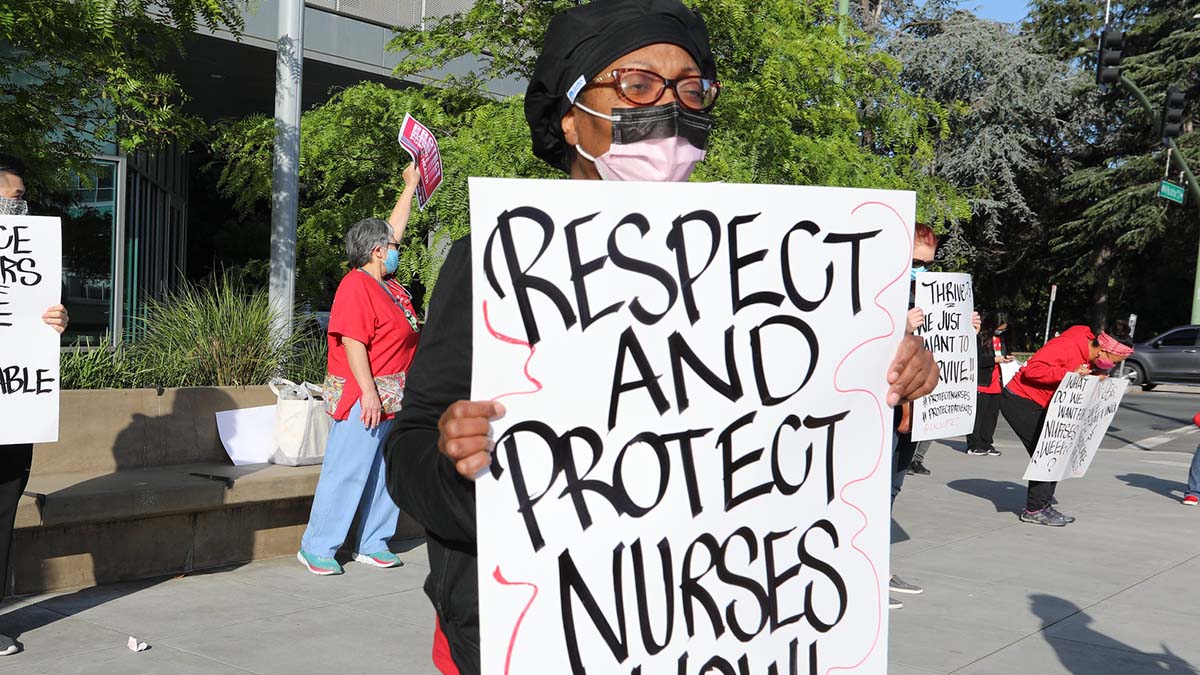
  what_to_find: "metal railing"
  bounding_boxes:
[305,0,475,29]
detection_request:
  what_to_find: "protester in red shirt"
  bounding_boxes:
[967,310,1013,456]
[1001,321,1133,526]
[297,217,421,575]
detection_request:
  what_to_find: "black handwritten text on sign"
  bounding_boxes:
[1023,373,1127,482]
[0,216,63,444]
[469,179,915,674]
[910,272,976,442]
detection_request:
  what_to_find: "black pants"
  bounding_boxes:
[0,445,33,597]
[999,389,1056,512]
[967,391,1002,450]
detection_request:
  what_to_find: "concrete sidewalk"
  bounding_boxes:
[0,432,1197,673]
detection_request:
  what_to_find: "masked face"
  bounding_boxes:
[573,101,710,182]
[1092,356,1116,371]
[0,195,28,216]
[384,247,400,276]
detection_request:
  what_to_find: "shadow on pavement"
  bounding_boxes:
[891,517,910,544]
[1031,594,1197,674]
[946,478,1026,513]
[1115,473,1187,502]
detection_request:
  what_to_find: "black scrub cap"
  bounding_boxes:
[524,0,716,172]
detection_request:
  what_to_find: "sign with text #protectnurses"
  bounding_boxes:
[397,113,444,210]
[470,178,914,675]
[1022,373,1127,482]
[0,216,62,444]
[910,272,977,441]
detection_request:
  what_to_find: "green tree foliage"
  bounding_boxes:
[213,0,968,308]
[0,0,243,188]
[1026,0,1198,333]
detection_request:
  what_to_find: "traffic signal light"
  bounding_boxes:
[1096,28,1124,87]
[1162,86,1188,140]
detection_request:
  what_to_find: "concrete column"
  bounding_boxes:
[270,0,305,341]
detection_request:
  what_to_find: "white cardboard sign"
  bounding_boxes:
[470,178,914,675]
[0,216,62,444]
[1022,373,1127,482]
[910,272,976,441]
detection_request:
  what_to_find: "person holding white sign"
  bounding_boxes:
[384,3,940,672]
[0,153,69,657]
[1000,321,1133,526]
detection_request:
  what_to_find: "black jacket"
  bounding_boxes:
[976,332,1011,384]
[384,238,481,674]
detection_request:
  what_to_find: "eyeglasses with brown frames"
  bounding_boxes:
[586,68,721,112]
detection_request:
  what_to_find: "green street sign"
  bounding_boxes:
[1159,180,1186,205]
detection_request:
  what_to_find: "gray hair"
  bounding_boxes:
[345,218,390,268]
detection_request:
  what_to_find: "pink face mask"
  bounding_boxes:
[1093,356,1116,371]
[574,101,711,183]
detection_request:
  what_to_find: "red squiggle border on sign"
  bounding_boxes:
[827,200,910,675]
[481,300,543,402]
[493,566,539,675]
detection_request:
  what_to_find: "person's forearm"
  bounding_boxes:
[342,339,376,395]
[387,186,418,242]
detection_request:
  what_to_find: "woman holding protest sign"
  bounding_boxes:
[384,2,940,672]
[296,216,421,575]
[966,310,1013,457]
[0,152,70,657]
[1001,321,1133,527]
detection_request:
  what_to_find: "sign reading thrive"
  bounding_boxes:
[910,272,977,441]
[1023,373,1127,482]
[470,178,914,674]
[0,216,62,444]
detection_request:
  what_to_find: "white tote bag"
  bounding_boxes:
[269,378,332,466]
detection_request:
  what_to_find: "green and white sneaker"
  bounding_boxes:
[353,551,404,568]
[297,550,343,576]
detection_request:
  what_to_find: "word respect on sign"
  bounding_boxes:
[470,179,914,675]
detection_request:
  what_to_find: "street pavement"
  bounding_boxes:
[0,386,1197,674]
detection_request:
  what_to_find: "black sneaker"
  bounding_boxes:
[986,447,1002,456]
[966,447,989,456]
[1019,509,1068,527]
[0,634,19,656]
[1047,506,1076,524]
[910,461,931,475]
[889,575,923,594]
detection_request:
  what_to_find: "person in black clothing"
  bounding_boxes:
[383,3,941,673]
[0,153,70,656]
[966,310,1012,456]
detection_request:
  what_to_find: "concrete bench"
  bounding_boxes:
[13,387,420,595]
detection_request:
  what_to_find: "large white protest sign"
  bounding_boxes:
[470,178,913,675]
[0,216,62,444]
[1023,373,1127,482]
[910,272,976,442]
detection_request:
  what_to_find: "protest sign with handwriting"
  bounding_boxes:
[0,216,62,444]
[910,272,976,441]
[471,178,914,675]
[1023,373,1126,482]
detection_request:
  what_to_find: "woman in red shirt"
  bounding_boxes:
[1001,321,1133,526]
[967,311,1013,456]
[297,217,421,575]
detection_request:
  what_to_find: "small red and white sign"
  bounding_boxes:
[398,113,444,210]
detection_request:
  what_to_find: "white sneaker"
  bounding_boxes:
[0,634,19,656]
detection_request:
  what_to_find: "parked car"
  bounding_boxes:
[1124,325,1200,390]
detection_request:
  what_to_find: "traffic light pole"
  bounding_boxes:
[1119,75,1200,323]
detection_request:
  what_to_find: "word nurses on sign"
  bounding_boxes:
[397,113,444,210]
[471,178,915,675]
[1023,373,1127,482]
[0,216,62,444]
[910,272,976,441]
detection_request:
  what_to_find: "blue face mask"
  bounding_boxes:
[384,248,400,275]
[910,266,927,282]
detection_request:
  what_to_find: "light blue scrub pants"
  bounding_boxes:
[301,401,400,558]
